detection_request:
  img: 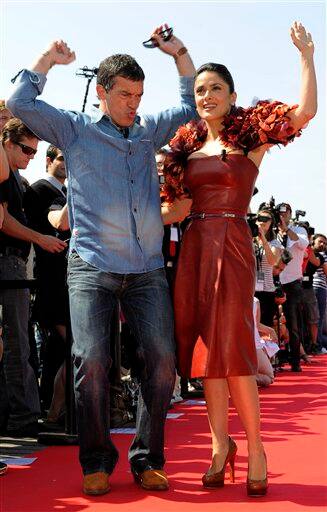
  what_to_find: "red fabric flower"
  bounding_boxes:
[162,101,301,203]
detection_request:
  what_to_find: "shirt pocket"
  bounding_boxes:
[139,139,153,163]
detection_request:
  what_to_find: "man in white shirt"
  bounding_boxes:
[278,203,308,372]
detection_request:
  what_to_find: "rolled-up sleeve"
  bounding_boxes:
[143,76,197,150]
[287,226,309,250]
[6,69,78,150]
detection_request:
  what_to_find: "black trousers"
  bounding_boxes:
[282,279,304,368]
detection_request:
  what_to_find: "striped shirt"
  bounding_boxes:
[313,252,327,290]
[255,239,283,292]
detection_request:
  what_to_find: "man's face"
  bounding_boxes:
[46,151,66,180]
[0,109,13,132]
[313,236,327,252]
[4,136,38,171]
[155,153,166,176]
[96,76,144,127]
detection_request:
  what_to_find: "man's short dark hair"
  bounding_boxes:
[97,54,145,92]
[1,118,38,144]
[313,233,326,242]
[46,144,61,162]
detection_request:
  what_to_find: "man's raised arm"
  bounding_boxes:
[143,25,198,150]
[6,41,78,149]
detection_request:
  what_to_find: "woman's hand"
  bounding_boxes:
[290,22,314,58]
[257,225,266,240]
[161,197,192,225]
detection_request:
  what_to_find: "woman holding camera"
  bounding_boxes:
[254,208,283,327]
[162,21,316,497]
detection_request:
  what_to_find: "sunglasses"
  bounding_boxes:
[142,27,173,48]
[257,215,272,223]
[15,141,37,156]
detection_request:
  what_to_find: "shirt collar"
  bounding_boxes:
[45,175,65,193]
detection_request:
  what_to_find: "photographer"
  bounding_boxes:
[254,207,282,326]
[277,203,309,372]
[312,234,327,353]
[301,229,321,355]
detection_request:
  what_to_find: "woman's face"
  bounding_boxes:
[194,71,236,122]
[257,211,273,234]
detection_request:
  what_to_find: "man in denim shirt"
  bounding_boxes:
[7,26,196,495]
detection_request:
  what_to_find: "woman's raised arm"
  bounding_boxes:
[288,21,317,131]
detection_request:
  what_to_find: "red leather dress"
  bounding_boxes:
[174,153,259,378]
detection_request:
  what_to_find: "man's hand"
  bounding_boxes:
[148,24,195,77]
[150,24,185,57]
[0,204,4,229]
[290,21,314,58]
[32,40,76,75]
[278,216,288,234]
[36,234,67,253]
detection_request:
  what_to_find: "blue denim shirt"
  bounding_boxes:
[7,70,196,273]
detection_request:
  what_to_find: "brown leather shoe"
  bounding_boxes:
[83,471,110,495]
[132,468,169,490]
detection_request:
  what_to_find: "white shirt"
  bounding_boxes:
[45,175,66,196]
[279,225,308,284]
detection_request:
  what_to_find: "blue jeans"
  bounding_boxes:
[314,286,327,349]
[67,252,176,475]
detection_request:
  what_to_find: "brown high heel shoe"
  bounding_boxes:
[247,452,268,497]
[202,436,237,488]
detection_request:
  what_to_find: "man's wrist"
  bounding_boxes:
[32,231,43,245]
[32,52,55,74]
[173,47,188,62]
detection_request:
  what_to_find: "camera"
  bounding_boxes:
[295,209,306,221]
[280,249,292,265]
[247,213,259,238]
[258,196,281,228]
[274,281,284,298]
[247,212,276,238]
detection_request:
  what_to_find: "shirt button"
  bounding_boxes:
[131,179,134,184]
[129,151,132,155]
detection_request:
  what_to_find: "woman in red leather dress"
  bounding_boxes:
[162,22,316,496]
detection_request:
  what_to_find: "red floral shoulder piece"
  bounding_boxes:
[161,120,207,204]
[161,101,301,203]
[220,100,300,151]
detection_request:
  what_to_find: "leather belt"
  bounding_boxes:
[188,212,246,220]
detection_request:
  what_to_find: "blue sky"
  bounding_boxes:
[1,0,326,231]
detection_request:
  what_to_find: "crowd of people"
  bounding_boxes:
[0,21,324,498]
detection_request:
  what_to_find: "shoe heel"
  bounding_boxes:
[229,453,236,483]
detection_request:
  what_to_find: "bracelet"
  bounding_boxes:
[173,47,188,61]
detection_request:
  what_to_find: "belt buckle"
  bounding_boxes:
[224,213,236,218]
[200,213,206,219]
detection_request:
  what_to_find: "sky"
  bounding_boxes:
[1,0,326,232]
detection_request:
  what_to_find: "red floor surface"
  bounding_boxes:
[1,358,327,512]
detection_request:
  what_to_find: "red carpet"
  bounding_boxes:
[1,358,327,512]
